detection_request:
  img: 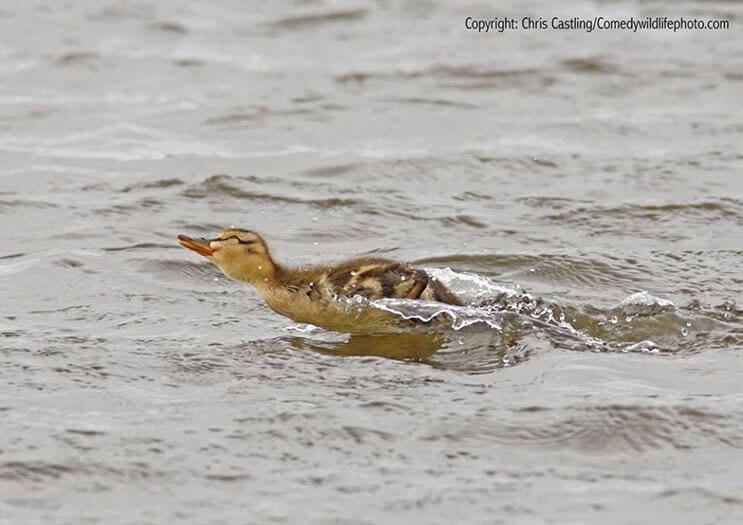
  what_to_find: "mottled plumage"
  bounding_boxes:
[178,229,461,334]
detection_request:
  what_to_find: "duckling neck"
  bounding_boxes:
[254,263,315,323]
[254,262,304,294]
[220,253,283,287]
[254,260,282,288]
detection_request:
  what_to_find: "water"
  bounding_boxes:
[2,0,743,523]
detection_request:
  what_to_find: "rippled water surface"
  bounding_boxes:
[2,0,743,523]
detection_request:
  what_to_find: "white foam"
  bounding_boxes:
[371,298,503,330]
[619,291,675,308]
[425,267,523,303]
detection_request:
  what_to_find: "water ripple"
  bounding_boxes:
[182,174,358,208]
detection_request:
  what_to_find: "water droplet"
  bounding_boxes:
[311,217,319,222]
[313,242,318,246]
[681,327,688,336]
[213,277,219,282]
[457,337,465,346]
[350,271,357,276]
[610,316,618,324]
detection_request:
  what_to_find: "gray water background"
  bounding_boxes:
[1,0,743,523]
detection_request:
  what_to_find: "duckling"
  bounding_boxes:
[177,228,461,334]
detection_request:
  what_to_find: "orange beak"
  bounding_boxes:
[177,234,214,257]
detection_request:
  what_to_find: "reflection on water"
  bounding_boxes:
[288,333,448,361]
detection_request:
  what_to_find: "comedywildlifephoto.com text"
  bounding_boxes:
[464,16,731,33]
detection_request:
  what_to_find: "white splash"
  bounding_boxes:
[619,291,675,308]
[354,268,531,330]
[284,323,321,333]
[425,267,523,303]
[371,298,503,330]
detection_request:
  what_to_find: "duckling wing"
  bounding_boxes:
[326,261,429,300]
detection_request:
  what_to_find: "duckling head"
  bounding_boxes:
[178,229,276,285]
